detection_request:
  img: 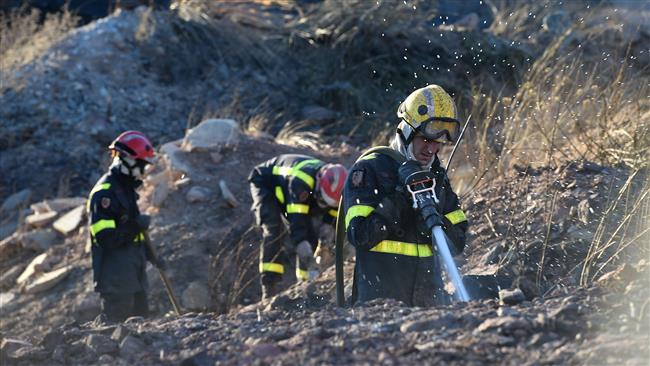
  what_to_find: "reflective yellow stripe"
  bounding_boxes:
[90,219,116,236]
[275,186,285,204]
[296,267,309,281]
[286,203,310,214]
[359,153,378,161]
[272,159,322,189]
[135,232,145,242]
[345,205,375,228]
[293,159,322,170]
[86,182,112,211]
[445,209,467,225]
[328,209,338,218]
[370,240,433,257]
[260,262,284,274]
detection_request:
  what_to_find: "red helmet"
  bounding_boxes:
[109,131,155,163]
[317,164,348,208]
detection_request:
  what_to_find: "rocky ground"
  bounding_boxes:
[1,1,649,365]
[2,275,648,365]
[1,121,647,364]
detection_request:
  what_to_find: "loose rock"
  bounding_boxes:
[0,189,32,213]
[24,266,73,294]
[186,186,211,203]
[182,119,241,151]
[85,334,118,355]
[52,205,85,235]
[19,229,60,252]
[499,288,526,305]
[182,281,211,310]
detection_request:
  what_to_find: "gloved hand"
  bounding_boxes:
[314,241,334,267]
[296,240,314,262]
[398,160,424,186]
[136,214,151,231]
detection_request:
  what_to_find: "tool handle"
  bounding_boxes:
[446,114,472,171]
[143,233,184,315]
[159,270,183,315]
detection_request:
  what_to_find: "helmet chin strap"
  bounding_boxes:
[396,123,435,169]
[406,143,435,169]
[114,156,144,179]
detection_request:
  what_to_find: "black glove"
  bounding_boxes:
[398,160,424,186]
[136,214,151,231]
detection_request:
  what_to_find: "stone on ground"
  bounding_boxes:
[182,119,241,152]
[24,266,72,294]
[25,211,58,228]
[0,189,32,213]
[182,281,211,309]
[52,205,85,235]
[499,288,526,305]
[19,229,59,252]
[16,253,49,285]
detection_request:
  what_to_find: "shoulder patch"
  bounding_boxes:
[351,169,364,188]
[298,191,310,202]
[101,197,111,209]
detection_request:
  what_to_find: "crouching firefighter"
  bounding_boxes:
[341,84,468,306]
[249,155,347,300]
[87,131,164,322]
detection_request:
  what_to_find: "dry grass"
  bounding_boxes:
[0,8,78,87]
[449,2,650,290]
[210,224,259,313]
[458,34,648,197]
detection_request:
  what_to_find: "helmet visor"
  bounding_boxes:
[419,119,459,143]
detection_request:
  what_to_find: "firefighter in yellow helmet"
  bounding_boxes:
[342,85,468,306]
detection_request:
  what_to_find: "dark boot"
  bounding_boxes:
[262,282,280,300]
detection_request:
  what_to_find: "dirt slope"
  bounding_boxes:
[2,129,647,364]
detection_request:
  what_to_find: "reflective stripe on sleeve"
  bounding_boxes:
[328,209,338,218]
[369,240,433,257]
[358,153,378,161]
[345,205,375,228]
[275,186,285,204]
[296,267,309,281]
[260,262,285,274]
[86,182,112,211]
[272,159,322,189]
[286,203,310,214]
[445,209,467,225]
[90,219,116,236]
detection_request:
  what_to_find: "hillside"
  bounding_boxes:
[1,1,648,365]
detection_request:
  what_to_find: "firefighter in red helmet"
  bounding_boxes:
[249,155,347,299]
[87,131,163,322]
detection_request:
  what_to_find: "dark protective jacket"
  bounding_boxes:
[87,167,152,294]
[248,154,337,247]
[343,151,468,306]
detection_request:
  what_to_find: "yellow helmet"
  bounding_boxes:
[396,84,459,144]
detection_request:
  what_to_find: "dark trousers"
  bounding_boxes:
[250,182,311,290]
[101,291,149,322]
[250,181,288,286]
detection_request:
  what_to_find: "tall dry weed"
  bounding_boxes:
[458,20,649,287]
[459,33,648,195]
[0,8,78,85]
